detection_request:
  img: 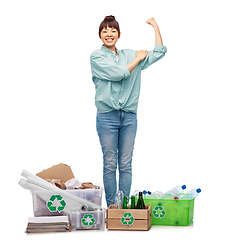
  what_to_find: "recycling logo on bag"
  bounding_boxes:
[81,214,96,228]
[46,195,66,213]
[121,212,135,226]
[152,205,166,219]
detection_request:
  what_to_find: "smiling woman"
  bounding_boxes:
[99,15,121,39]
[90,15,167,207]
[100,27,119,50]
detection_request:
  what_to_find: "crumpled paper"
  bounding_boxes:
[64,178,82,189]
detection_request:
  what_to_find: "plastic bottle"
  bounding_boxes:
[162,185,186,199]
[180,188,201,200]
[172,185,186,194]
[149,191,164,199]
[143,190,152,199]
[114,190,124,209]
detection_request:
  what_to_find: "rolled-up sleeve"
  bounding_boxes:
[140,45,167,70]
[90,51,130,81]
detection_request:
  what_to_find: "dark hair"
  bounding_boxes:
[99,15,120,38]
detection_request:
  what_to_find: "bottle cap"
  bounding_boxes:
[174,196,179,200]
[196,188,201,193]
[143,190,147,195]
[182,185,186,190]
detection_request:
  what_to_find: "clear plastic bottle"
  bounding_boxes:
[114,190,124,209]
[149,191,164,199]
[180,188,201,200]
[162,185,186,199]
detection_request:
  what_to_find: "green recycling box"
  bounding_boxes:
[142,199,194,226]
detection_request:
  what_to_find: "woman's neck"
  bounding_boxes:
[104,44,117,56]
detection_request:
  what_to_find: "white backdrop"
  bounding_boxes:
[1,0,225,239]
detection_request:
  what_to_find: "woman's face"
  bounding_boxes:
[100,26,120,50]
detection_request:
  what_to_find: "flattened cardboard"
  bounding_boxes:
[36,163,75,183]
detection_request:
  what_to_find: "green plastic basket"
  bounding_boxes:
[136,198,194,226]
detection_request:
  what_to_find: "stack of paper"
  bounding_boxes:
[25,216,71,233]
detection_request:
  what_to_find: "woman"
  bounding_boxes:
[90,15,167,207]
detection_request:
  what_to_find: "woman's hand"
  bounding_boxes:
[126,50,148,73]
[136,50,148,61]
[146,17,157,28]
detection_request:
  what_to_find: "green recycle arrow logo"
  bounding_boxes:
[121,212,135,226]
[152,205,166,219]
[46,195,66,213]
[81,214,96,228]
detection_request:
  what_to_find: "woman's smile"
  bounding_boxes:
[100,26,120,51]
[106,38,114,43]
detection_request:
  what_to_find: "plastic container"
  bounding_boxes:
[137,198,194,226]
[32,187,103,217]
[70,208,105,231]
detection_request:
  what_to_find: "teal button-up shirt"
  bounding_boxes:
[90,45,167,113]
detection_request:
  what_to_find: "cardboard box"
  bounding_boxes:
[106,205,152,231]
[36,163,75,183]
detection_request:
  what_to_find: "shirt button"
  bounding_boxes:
[121,88,123,91]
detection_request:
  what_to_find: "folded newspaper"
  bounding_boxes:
[25,216,71,233]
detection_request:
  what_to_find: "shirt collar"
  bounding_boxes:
[101,45,120,56]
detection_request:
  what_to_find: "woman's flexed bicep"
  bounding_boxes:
[90,53,130,81]
[140,45,167,70]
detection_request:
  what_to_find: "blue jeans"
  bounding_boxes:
[96,110,137,207]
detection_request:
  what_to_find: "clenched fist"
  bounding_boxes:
[146,17,157,28]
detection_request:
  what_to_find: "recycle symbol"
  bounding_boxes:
[152,205,166,219]
[81,214,96,228]
[46,195,66,213]
[121,212,135,226]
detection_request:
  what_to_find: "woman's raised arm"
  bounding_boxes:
[146,17,163,46]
